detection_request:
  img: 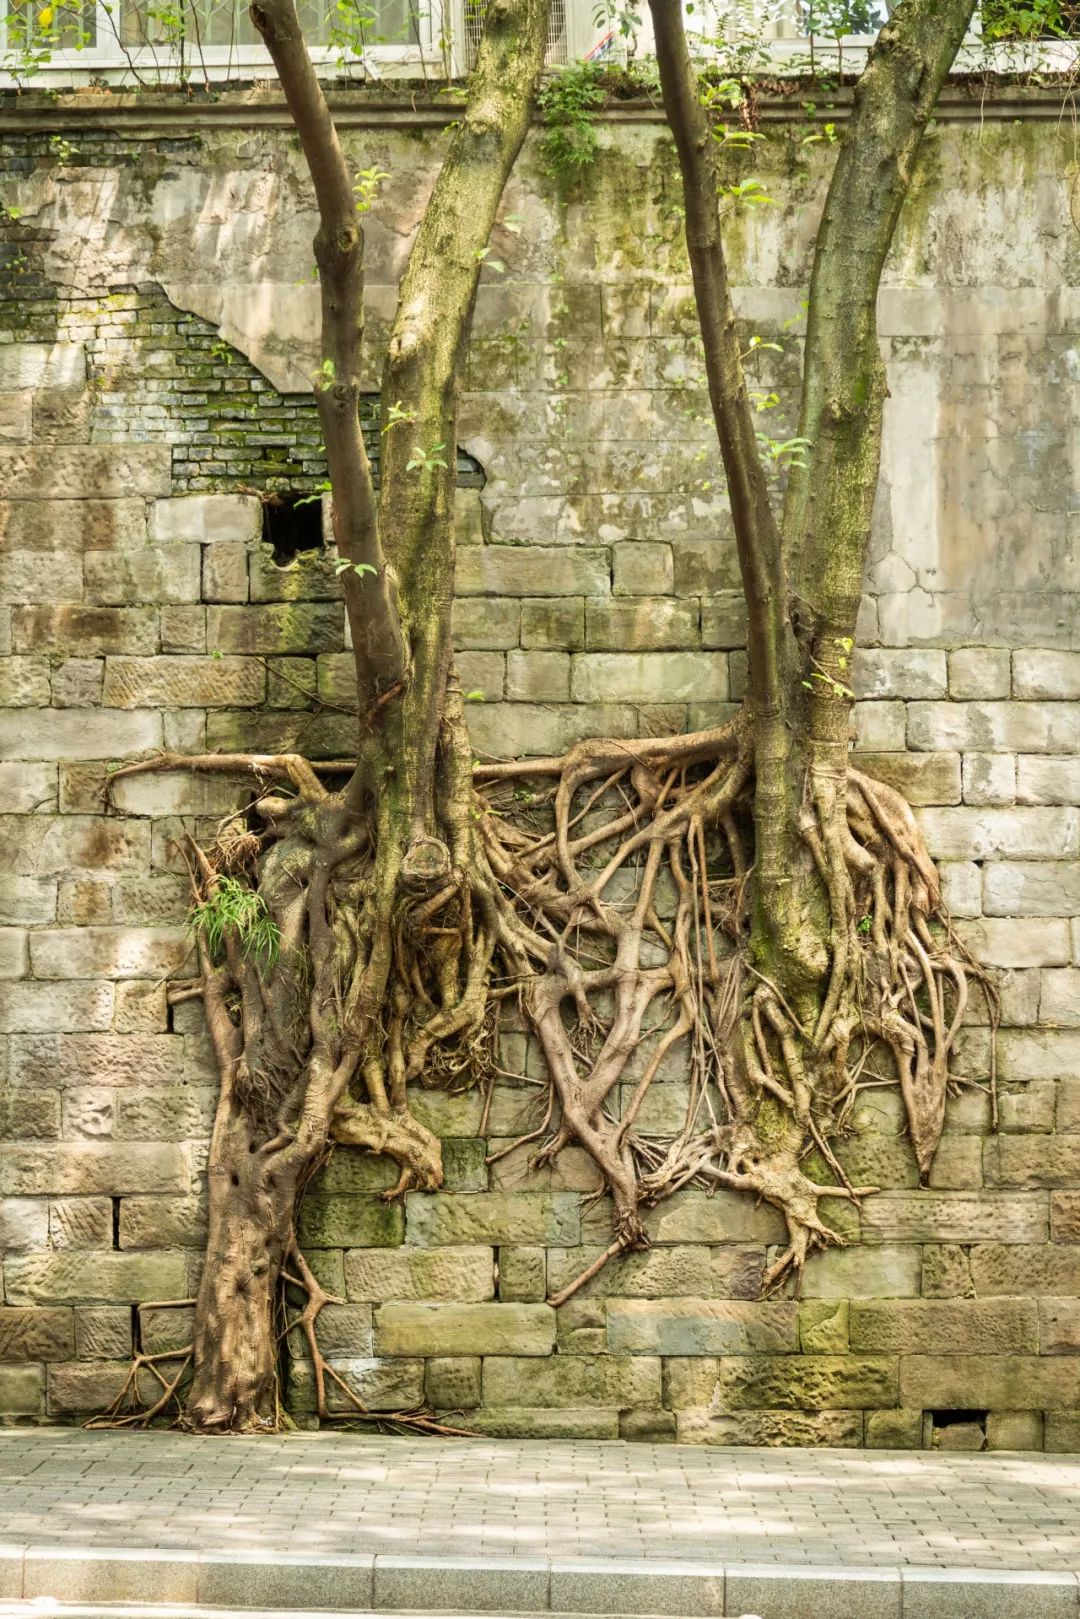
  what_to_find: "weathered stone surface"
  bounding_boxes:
[482,1354,660,1407]
[4,1251,188,1306]
[206,603,343,654]
[103,657,264,709]
[0,344,85,390]
[613,543,674,597]
[288,1357,424,1413]
[0,982,114,1034]
[571,652,726,704]
[949,647,1011,700]
[998,1029,1080,1080]
[1017,756,1080,805]
[547,1244,712,1300]
[865,1409,923,1449]
[0,707,161,762]
[676,1409,863,1447]
[854,648,946,700]
[0,499,146,553]
[504,650,564,701]
[799,1302,849,1353]
[452,1406,620,1439]
[606,1299,798,1355]
[405,1192,580,1247]
[908,702,1080,754]
[425,1356,481,1409]
[0,446,170,499]
[850,1299,1038,1353]
[49,1198,112,1249]
[1039,968,1080,1027]
[711,1355,897,1410]
[0,767,57,818]
[0,1143,188,1196]
[0,1307,74,1363]
[0,1087,60,1141]
[29,927,189,981]
[497,1247,546,1302]
[452,597,521,650]
[969,1243,1080,1296]
[86,547,201,607]
[120,1196,205,1249]
[963,752,1016,806]
[47,1361,158,1416]
[1013,649,1080,699]
[957,917,1071,968]
[800,1245,921,1299]
[1050,1193,1080,1241]
[140,1305,196,1355]
[643,1190,784,1245]
[854,751,961,806]
[297,1196,404,1248]
[117,1088,216,1140]
[0,1198,48,1250]
[288,1303,372,1358]
[900,1355,1080,1411]
[861,1192,1047,1243]
[375,1303,556,1357]
[1039,1300,1080,1354]
[150,495,261,545]
[585,598,699,651]
[456,547,610,598]
[983,1136,1080,1188]
[0,1367,43,1415]
[344,1246,495,1302]
[11,1033,182,1087]
[915,806,1079,860]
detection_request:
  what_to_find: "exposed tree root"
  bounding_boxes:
[94,711,994,1429]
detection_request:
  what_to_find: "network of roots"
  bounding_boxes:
[94,720,995,1429]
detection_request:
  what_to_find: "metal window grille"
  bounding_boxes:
[463,0,566,70]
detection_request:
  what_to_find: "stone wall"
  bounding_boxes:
[1,94,1079,1446]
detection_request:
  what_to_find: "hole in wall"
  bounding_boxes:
[262,493,324,566]
[930,1409,988,1428]
[111,1196,122,1251]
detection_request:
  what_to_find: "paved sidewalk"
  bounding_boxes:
[0,1430,1078,1615]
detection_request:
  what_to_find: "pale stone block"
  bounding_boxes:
[853,648,947,700]
[1040,967,1080,1027]
[939,861,981,917]
[915,806,1079,860]
[452,597,521,650]
[0,551,83,606]
[547,1243,712,1300]
[700,594,747,649]
[606,1299,797,1355]
[12,605,159,658]
[1051,1192,1080,1240]
[969,1243,1080,1295]
[862,1191,1046,1243]
[404,1191,580,1247]
[1016,755,1080,804]
[643,1188,783,1245]
[86,546,201,607]
[150,494,262,545]
[456,547,610,598]
[62,1088,116,1138]
[612,543,673,596]
[963,751,1015,805]
[206,603,343,654]
[852,701,906,751]
[160,607,206,655]
[4,1249,189,1306]
[1012,648,1080,699]
[0,1198,49,1250]
[676,1407,862,1446]
[854,751,961,805]
[949,647,1011,699]
[0,928,27,979]
[986,1410,1044,1450]
[0,445,169,499]
[801,1244,921,1299]
[984,861,1080,917]
[120,1196,206,1249]
[957,917,1071,968]
[0,343,85,390]
[999,1028,1080,1079]
[288,1356,424,1413]
[33,387,91,444]
[104,656,264,709]
[0,391,31,443]
[29,926,189,980]
[458,650,507,701]
[519,598,584,650]
[900,1354,1080,1411]
[503,650,566,701]
[74,1306,132,1360]
[1039,1299,1080,1354]
[482,1353,660,1408]
[344,1246,495,1303]
[909,700,1080,753]
[998,1080,1056,1134]
[0,1366,44,1415]
[0,1141,187,1198]
[49,1197,112,1249]
[0,764,57,816]
[51,659,104,708]
[571,652,726,704]
[586,598,699,651]
[0,656,50,707]
[0,708,161,762]
[0,498,147,552]
[0,981,114,1034]
[375,1302,555,1357]
[202,543,249,603]
[850,1299,1038,1353]
[117,1087,215,1140]
[46,1360,159,1416]
[984,1135,1080,1188]
[713,1354,897,1410]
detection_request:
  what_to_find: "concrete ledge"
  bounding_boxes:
[2,1547,1079,1617]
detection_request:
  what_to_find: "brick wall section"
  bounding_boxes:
[0,107,1079,1446]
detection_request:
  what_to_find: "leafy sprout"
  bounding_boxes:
[189,877,280,969]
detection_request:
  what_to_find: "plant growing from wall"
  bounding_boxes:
[106,0,994,1431]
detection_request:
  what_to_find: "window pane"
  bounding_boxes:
[6,0,96,50]
[117,0,418,50]
[795,1,889,32]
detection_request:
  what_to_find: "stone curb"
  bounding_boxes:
[2,1545,1079,1618]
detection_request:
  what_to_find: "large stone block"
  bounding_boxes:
[452,597,521,650]
[1017,756,1080,805]
[297,1195,404,1248]
[375,1302,555,1357]
[0,1198,49,1250]
[103,656,264,708]
[998,1029,1080,1080]
[12,605,160,659]
[481,1353,660,1407]
[643,1189,785,1245]
[853,648,947,699]
[86,547,200,607]
[0,498,146,552]
[206,603,343,655]
[0,766,57,818]
[571,652,726,703]
[949,647,1011,700]
[0,982,114,1034]
[984,1136,1080,1188]
[0,817,151,879]
[11,1033,182,1087]
[344,1246,495,1302]
[849,1299,1038,1353]
[0,343,85,390]
[957,917,1071,968]
[149,495,262,545]
[899,1354,1080,1411]
[452,1406,620,1438]
[118,1088,216,1141]
[606,1299,798,1355]
[711,1354,897,1410]
[456,546,610,598]
[1050,1193,1080,1241]
[861,1192,1047,1243]
[0,708,161,762]
[585,598,699,651]
[546,1244,712,1300]
[405,1192,580,1247]
[908,701,1080,753]
[120,1196,206,1249]
[969,1243,1080,1296]
[49,1198,112,1249]
[288,1356,424,1413]
[800,1244,921,1299]
[676,1408,862,1446]
[0,1086,60,1140]
[0,444,169,499]
[424,1356,481,1409]
[915,806,1079,860]
[1040,1299,1080,1354]
[854,751,961,806]
[0,656,50,707]
[0,1366,44,1415]
[29,927,190,981]
[108,772,249,818]
[1040,968,1080,1027]
[0,1307,75,1363]
[1013,648,1080,699]
[46,1360,159,1416]
[0,1142,188,1197]
[4,1250,188,1306]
